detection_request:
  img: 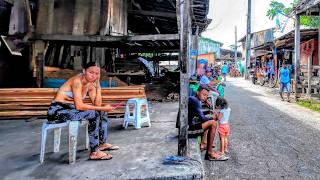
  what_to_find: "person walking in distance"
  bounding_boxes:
[278,61,291,102]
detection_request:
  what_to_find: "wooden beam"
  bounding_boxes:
[128,10,176,19]
[33,34,124,42]
[129,34,179,41]
[32,34,179,42]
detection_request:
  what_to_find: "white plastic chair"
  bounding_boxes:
[123,98,151,129]
[40,120,89,164]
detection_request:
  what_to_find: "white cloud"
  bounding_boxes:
[201,0,294,49]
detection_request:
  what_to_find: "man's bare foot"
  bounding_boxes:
[89,151,112,160]
[98,143,120,151]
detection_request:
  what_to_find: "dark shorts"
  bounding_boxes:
[189,122,203,131]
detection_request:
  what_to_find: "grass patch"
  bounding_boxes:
[297,99,320,112]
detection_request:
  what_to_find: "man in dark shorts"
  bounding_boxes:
[188,86,228,161]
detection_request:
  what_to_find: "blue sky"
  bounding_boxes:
[201,0,293,49]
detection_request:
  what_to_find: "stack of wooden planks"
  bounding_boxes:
[44,66,128,87]
[0,85,146,119]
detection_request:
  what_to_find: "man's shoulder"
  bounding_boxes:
[200,75,208,80]
[189,96,198,101]
[189,96,200,104]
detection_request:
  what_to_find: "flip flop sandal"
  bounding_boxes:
[89,153,112,160]
[99,145,120,151]
[205,154,229,161]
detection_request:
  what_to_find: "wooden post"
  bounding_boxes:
[36,53,44,88]
[294,14,301,100]
[273,47,278,86]
[192,26,199,75]
[178,0,191,157]
[23,0,33,41]
[307,54,312,99]
[318,11,320,94]
[234,26,237,63]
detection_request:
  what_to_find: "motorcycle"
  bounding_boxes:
[257,69,277,88]
[249,69,257,84]
[257,68,267,86]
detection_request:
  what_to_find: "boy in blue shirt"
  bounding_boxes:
[221,63,228,82]
[279,61,291,102]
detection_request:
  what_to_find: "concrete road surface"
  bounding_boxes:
[205,77,320,180]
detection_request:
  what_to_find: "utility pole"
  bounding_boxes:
[245,0,251,79]
[294,14,300,100]
[178,0,191,156]
[234,26,237,63]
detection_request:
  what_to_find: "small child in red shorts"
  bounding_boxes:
[215,97,231,155]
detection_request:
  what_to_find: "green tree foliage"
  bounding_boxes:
[300,16,320,28]
[266,0,320,28]
[266,0,286,20]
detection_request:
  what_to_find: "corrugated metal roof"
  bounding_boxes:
[198,37,222,58]
[252,28,274,48]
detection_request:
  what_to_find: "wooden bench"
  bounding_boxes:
[0,85,146,119]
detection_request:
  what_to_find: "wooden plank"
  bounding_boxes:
[0,86,146,119]
[53,0,75,34]
[107,0,127,36]
[0,106,49,110]
[88,0,100,35]
[36,0,54,34]
[0,86,144,92]
[0,111,48,116]
[128,10,176,19]
[73,0,89,35]
[0,95,146,102]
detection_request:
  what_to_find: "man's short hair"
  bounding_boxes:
[205,68,212,73]
[197,85,210,92]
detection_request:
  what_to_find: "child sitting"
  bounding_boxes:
[215,97,231,155]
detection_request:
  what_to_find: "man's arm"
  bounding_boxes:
[94,81,102,106]
[73,79,113,112]
[190,97,210,122]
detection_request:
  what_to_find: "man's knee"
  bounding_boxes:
[208,120,216,128]
[84,110,100,120]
